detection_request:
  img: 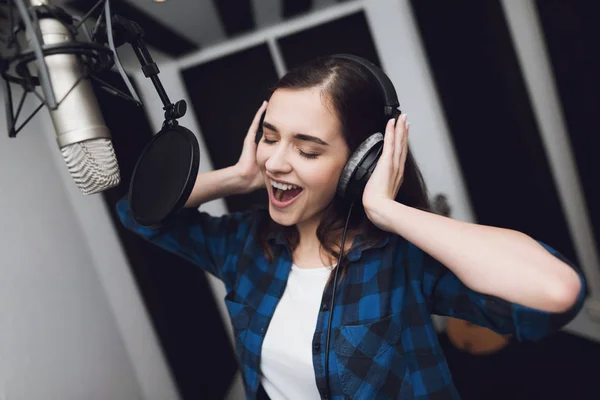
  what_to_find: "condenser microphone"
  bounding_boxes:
[25,0,120,194]
[3,0,197,213]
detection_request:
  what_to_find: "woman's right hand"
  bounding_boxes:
[234,101,268,194]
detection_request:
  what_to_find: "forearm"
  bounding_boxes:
[377,200,582,313]
[184,166,246,208]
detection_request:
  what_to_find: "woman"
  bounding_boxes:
[117,56,586,399]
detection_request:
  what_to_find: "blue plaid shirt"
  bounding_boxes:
[117,199,586,399]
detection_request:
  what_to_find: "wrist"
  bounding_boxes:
[365,198,399,233]
[231,164,260,194]
[227,165,250,193]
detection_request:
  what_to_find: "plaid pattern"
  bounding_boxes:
[117,199,586,399]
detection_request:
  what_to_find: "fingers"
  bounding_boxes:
[394,115,406,163]
[382,117,396,161]
[247,101,268,140]
[397,117,410,188]
[387,114,408,193]
[400,116,410,169]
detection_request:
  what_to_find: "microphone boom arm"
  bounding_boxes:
[105,15,187,126]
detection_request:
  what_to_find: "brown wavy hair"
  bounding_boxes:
[257,56,431,267]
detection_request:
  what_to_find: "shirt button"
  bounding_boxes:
[313,342,320,352]
[321,303,329,311]
[323,394,329,399]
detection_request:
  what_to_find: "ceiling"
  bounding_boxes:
[52,0,347,58]
[0,0,348,88]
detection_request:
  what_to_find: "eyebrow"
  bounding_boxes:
[263,121,329,146]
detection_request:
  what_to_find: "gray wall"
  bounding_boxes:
[0,86,179,400]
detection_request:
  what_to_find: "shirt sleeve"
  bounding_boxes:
[420,240,587,341]
[116,197,255,283]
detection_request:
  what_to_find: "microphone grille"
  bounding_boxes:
[61,138,121,195]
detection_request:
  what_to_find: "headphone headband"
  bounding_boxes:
[331,54,400,117]
[330,54,401,200]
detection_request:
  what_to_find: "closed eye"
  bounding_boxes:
[299,150,319,159]
[262,137,320,159]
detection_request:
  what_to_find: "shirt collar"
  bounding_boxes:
[346,233,390,261]
[266,229,288,246]
[266,229,390,261]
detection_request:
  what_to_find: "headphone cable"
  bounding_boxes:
[324,199,355,398]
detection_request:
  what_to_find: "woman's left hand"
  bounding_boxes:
[362,114,410,232]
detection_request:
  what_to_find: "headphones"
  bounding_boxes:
[255,54,401,202]
[255,55,401,398]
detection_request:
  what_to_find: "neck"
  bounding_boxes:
[296,214,322,251]
[294,211,357,266]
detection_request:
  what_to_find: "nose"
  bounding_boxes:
[264,144,292,175]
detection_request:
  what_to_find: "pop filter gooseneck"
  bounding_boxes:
[103,16,200,227]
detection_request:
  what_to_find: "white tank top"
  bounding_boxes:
[260,264,332,400]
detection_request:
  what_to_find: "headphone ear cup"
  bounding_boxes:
[255,110,266,145]
[337,132,384,200]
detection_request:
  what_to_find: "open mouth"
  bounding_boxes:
[270,179,304,205]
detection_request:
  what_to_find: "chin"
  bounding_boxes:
[268,206,299,226]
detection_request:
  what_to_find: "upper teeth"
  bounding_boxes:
[270,180,299,191]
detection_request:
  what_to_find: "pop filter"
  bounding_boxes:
[129,122,199,227]
[83,14,200,227]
